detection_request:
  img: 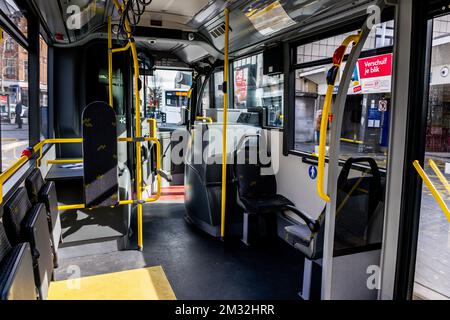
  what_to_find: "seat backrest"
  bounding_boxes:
[25,169,45,205]
[0,222,12,263]
[82,101,119,208]
[39,181,59,228]
[3,188,32,245]
[235,145,276,199]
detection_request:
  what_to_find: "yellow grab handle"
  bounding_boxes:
[413,160,450,222]
[196,116,213,124]
[429,159,450,196]
[317,34,361,203]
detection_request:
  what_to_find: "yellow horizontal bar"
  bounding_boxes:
[429,159,450,196]
[413,160,450,222]
[112,42,131,54]
[196,116,213,124]
[58,204,86,211]
[47,159,83,165]
[341,138,363,145]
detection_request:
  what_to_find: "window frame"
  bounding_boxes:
[284,22,395,163]
[0,1,50,173]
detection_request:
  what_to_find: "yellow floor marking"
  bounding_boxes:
[48,266,176,300]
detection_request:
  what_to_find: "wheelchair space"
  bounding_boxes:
[53,203,303,300]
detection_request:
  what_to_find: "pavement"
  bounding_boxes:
[1,121,30,171]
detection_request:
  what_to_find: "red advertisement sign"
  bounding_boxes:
[0,95,7,104]
[358,54,392,79]
[234,68,248,106]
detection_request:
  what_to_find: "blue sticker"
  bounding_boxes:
[309,166,318,180]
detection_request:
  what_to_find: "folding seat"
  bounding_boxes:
[3,188,54,299]
[0,221,37,300]
[25,168,62,267]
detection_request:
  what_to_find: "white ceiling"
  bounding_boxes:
[145,0,212,20]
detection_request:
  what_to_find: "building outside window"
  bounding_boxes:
[0,0,29,172]
[293,22,395,168]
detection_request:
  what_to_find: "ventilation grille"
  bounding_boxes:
[209,23,232,39]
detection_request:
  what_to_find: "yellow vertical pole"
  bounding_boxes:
[130,41,144,251]
[108,16,113,108]
[149,118,157,139]
[220,8,230,239]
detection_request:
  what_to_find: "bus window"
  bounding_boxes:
[214,70,224,109]
[413,13,450,300]
[233,53,284,128]
[201,77,211,110]
[40,35,49,139]
[292,21,394,168]
[0,30,29,172]
[146,69,192,125]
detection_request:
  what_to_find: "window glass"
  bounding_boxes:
[296,21,394,64]
[201,77,211,110]
[233,53,284,128]
[413,14,450,299]
[0,31,29,171]
[0,0,27,37]
[293,22,394,169]
[145,70,192,125]
[40,36,49,139]
[214,71,224,109]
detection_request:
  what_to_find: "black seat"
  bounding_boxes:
[235,142,318,245]
[284,157,384,260]
[25,168,62,267]
[3,188,54,299]
[0,221,37,300]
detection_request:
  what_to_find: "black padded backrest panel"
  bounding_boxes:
[25,169,45,204]
[3,188,32,245]
[23,204,53,293]
[0,222,12,263]
[82,101,119,208]
[235,146,277,199]
[39,181,59,230]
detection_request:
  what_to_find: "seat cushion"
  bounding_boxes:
[239,194,294,214]
[285,224,313,247]
[3,188,32,245]
[25,169,45,205]
[285,224,320,259]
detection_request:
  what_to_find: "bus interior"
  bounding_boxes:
[0,0,449,301]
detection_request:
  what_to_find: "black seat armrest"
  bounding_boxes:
[283,205,321,233]
[0,243,37,300]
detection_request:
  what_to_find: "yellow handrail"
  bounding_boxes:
[413,160,450,222]
[108,16,113,107]
[57,137,162,211]
[108,0,146,250]
[340,138,363,145]
[317,34,361,203]
[429,159,450,196]
[0,156,29,204]
[196,116,213,124]
[221,8,230,239]
[47,159,83,165]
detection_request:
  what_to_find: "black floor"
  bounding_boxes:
[55,203,304,300]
